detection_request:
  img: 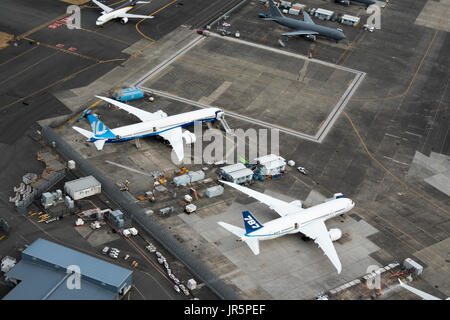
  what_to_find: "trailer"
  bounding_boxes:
[314,8,334,20]
[340,14,360,27]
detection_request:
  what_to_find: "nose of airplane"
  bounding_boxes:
[348,199,355,209]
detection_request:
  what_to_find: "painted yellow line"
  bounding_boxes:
[343,111,450,216]
[135,0,178,42]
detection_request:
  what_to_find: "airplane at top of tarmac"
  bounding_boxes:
[72,96,228,162]
[217,180,355,274]
[260,0,346,42]
[92,0,154,26]
[335,0,376,7]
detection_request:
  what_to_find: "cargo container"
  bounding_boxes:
[292,3,306,11]
[280,1,292,10]
[205,185,224,198]
[109,209,124,229]
[173,170,205,186]
[111,87,144,102]
[288,8,300,15]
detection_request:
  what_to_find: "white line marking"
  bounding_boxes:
[105,160,153,177]
[385,133,401,139]
[383,156,409,166]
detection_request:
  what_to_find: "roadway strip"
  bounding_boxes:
[134,32,366,143]
[315,71,366,143]
[138,86,320,142]
[132,35,205,85]
[206,32,363,75]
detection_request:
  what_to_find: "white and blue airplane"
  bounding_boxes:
[72,96,226,162]
[93,0,154,26]
[217,181,355,274]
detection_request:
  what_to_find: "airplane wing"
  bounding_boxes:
[220,181,300,217]
[92,0,114,13]
[282,30,319,36]
[300,220,342,274]
[119,13,154,19]
[95,96,165,122]
[159,127,184,162]
[398,280,441,300]
[302,10,315,24]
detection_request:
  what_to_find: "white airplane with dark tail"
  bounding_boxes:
[72,96,229,162]
[92,0,154,26]
[217,181,355,274]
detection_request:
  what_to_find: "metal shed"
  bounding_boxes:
[3,238,132,300]
[219,163,254,184]
[254,154,286,176]
[64,176,101,200]
[227,168,254,184]
[341,14,360,26]
[218,163,247,176]
[314,8,334,20]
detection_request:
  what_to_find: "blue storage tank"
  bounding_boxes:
[112,87,144,102]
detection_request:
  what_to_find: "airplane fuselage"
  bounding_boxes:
[274,16,346,41]
[96,6,133,25]
[242,198,354,241]
[91,107,223,143]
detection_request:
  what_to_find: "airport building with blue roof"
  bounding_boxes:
[3,238,133,300]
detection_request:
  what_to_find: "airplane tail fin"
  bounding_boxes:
[242,210,264,234]
[268,0,284,18]
[73,114,117,151]
[217,221,260,255]
[86,114,117,140]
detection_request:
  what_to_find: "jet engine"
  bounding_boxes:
[306,34,316,41]
[182,131,196,144]
[289,200,303,208]
[155,110,168,118]
[121,17,129,24]
[328,228,342,241]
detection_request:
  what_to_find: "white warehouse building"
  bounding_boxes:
[254,154,286,176]
[64,176,101,200]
